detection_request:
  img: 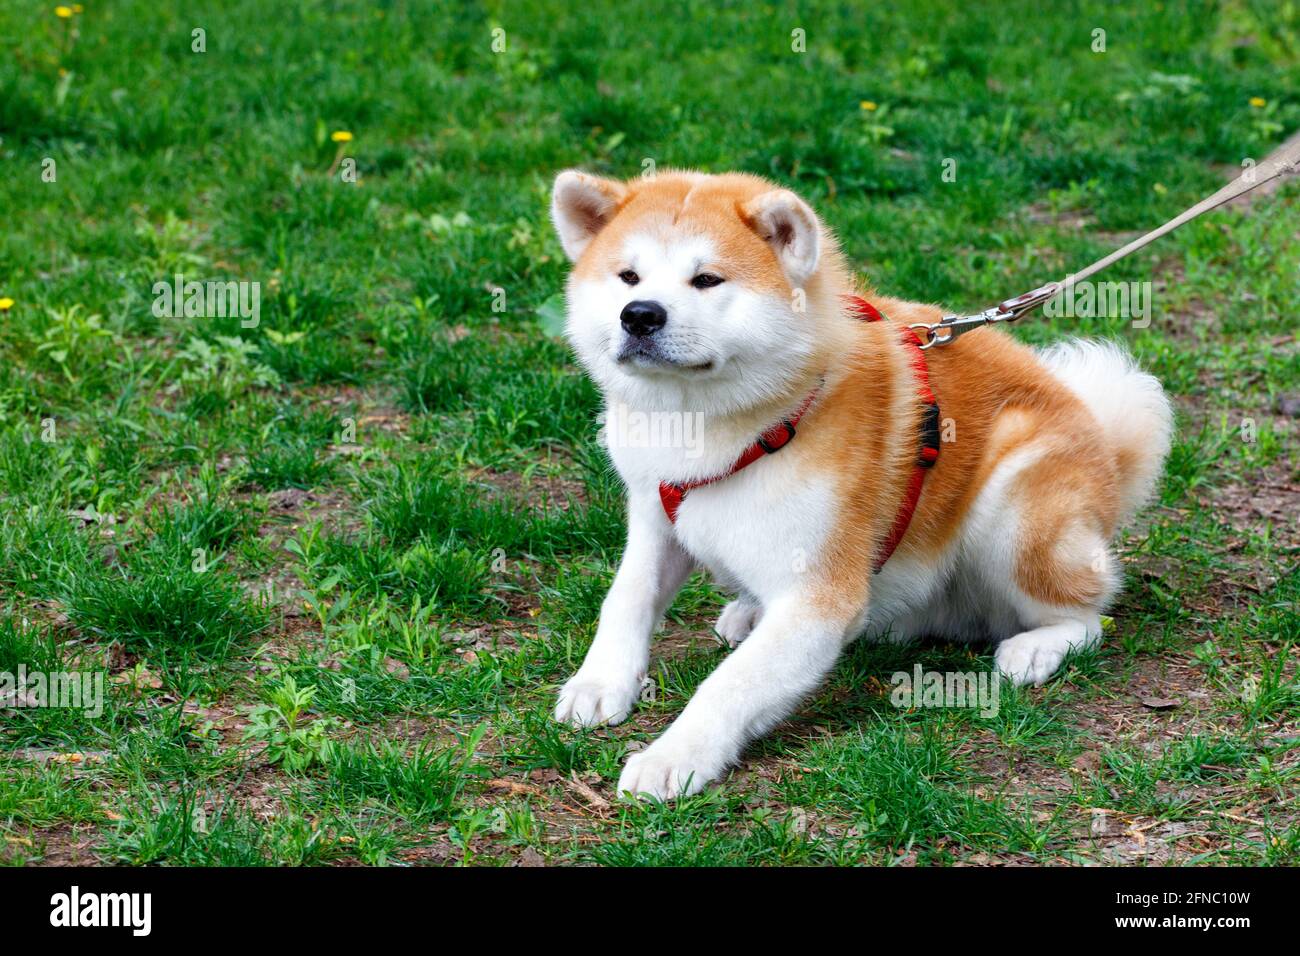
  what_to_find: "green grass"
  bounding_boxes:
[65,540,274,678]
[1,0,1297,866]
[317,728,487,823]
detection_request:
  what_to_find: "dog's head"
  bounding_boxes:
[550,170,837,413]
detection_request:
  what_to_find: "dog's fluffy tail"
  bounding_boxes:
[1038,339,1174,524]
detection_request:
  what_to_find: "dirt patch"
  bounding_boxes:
[472,467,590,510]
[16,823,103,866]
[1203,459,1300,561]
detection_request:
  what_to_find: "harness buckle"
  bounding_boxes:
[918,403,941,467]
[757,420,796,454]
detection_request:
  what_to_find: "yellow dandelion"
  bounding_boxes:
[860,100,878,112]
[55,5,73,17]
[73,3,83,10]
[0,298,14,311]
[330,130,354,143]
[1249,96,1266,108]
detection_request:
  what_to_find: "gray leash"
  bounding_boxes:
[910,140,1300,349]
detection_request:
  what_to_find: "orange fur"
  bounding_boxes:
[789,292,1123,614]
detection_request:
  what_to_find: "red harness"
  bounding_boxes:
[657,295,941,572]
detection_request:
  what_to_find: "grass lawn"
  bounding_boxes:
[0,0,1297,866]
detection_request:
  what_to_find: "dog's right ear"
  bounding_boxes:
[551,170,627,261]
[739,188,821,287]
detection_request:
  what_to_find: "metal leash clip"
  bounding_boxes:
[909,282,1061,350]
[905,138,1300,350]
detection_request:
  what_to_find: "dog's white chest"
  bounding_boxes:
[668,458,837,597]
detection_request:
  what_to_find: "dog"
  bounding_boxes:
[549,169,1173,800]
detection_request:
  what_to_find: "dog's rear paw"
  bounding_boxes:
[713,599,761,648]
[554,671,640,727]
[995,633,1067,687]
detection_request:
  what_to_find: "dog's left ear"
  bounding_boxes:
[740,189,821,286]
[551,170,628,261]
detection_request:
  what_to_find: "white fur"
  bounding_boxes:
[618,592,852,798]
[554,489,693,727]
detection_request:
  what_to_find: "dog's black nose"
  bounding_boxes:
[620,300,668,338]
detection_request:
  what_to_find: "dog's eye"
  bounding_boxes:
[690,273,724,289]
[618,270,640,286]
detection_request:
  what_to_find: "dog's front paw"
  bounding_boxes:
[617,737,721,800]
[995,633,1066,687]
[713,599,761,648]
[554,670,641,727]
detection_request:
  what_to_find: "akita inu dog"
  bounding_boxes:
[549,169,1173,800]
